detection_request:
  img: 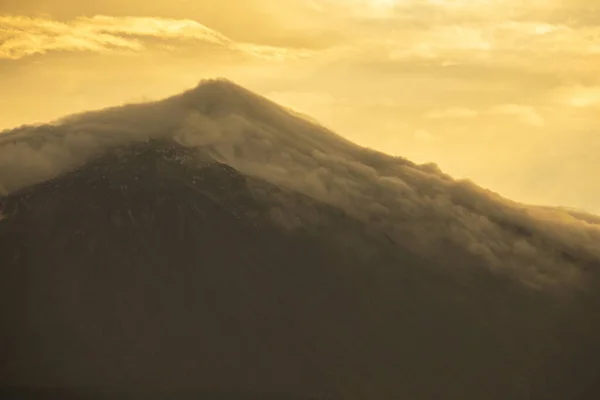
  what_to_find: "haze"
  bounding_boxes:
[1,0,599,213]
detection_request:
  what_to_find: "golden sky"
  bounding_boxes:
[1,0,599,213]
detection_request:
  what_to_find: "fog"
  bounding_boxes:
[1,79,599,290]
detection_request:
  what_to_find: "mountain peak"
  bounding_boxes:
[176,78,269,113]
[185,78,260,103]
[192,78,253,94]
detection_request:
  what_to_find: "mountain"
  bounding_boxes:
[1,79,599,400]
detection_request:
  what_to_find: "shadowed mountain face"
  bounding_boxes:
[1,80,600,400]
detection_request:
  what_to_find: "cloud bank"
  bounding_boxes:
[0,79,599,290]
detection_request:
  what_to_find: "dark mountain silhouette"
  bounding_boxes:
[1,80,599,400]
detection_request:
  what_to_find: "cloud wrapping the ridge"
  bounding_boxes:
[0,80,599,290]
[0,15,313,60]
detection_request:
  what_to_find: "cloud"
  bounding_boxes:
[265,91,399,117]
[376,21,600,66]
[414,129,436,141]
[312,2,600,76]
[1,79,599,291]
[425,104,544,127]
[488,104,545,127]
[0,15,314,61]
[552,84,600,108]
[426,107,478,119]
[4,0,600,69]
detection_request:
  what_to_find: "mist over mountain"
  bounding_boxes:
[1,79,599,400]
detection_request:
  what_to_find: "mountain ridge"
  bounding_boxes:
[1,79,600,399]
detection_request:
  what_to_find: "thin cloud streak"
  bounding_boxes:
[0,15,315,61]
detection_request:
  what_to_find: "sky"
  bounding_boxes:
[1,0,599,214]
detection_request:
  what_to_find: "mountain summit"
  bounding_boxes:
[1,79,599,400]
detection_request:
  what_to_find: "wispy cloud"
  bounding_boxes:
[426,107,479,119]
[488,104,545,127]
[376,21,600,66]
[0,15,314,61]
[425,104,544,127]
[299,0,600,73]
[414,129,437,142]
[552,84,600,108]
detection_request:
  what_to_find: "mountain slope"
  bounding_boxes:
[1,80,600,400]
